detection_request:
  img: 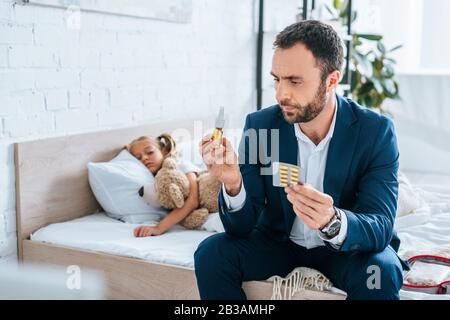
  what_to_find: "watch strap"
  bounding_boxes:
[320,206,341,238]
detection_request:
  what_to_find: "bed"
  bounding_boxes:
[14,118,346,300]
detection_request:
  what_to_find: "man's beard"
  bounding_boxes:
[280,79,327,124]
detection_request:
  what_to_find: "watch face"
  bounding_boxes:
[327,220,341,237]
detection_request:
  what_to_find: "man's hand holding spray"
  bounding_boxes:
[199,107,242,197]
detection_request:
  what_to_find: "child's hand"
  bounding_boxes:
[134,225,163,237]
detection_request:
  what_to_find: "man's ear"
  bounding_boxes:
[326,70,341,92]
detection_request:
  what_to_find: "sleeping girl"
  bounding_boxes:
[126,134,200,237]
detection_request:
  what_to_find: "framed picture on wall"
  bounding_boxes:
[19,0,193,23]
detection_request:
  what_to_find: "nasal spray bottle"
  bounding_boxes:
[212,106,225,147]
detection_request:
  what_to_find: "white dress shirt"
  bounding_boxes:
[222,104,348,249]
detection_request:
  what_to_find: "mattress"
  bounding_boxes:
[30,178,450,300]
[31,212,224,268]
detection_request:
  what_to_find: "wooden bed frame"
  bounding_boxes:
[14,117,346,300]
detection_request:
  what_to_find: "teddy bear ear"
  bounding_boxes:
[162,157,177,169]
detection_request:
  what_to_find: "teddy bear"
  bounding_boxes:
[139,156,221,229]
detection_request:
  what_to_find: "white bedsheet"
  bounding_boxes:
[31,213,222,268]
[396,183,450,260]
[395,182,450,300]
[30,181,450,299]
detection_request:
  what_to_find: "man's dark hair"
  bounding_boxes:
[273,20,344,81]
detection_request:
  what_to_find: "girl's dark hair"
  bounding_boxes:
[273,20,344,81]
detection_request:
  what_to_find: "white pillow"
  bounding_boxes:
[87,149,168,224]
[396,171,426,217]
[200,212,225,233]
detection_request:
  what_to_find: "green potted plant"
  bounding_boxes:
[324,0,403,113]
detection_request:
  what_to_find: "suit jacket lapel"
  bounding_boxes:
[276,110,299,233]
[324,95,359,206]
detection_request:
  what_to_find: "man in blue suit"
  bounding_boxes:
[196,20,408,300]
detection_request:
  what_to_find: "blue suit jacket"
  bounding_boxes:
[219,95,402,253]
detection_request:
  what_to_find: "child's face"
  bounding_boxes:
[130,139,165,174]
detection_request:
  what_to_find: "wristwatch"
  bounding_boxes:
[320,207,342,239]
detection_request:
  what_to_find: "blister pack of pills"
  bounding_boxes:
[272,162,303,187]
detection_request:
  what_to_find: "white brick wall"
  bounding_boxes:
[45,89,68,110]
[0,0,257,263]
[0,46,8,67]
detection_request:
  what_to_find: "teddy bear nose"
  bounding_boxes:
[138,186,144,197]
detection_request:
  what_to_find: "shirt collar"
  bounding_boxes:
[294,102,337,149]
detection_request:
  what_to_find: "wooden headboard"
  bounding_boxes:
[14,117,214,259]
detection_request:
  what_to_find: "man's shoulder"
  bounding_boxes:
[340,96,394,131]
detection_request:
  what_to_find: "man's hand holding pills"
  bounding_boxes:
[284,184,335,230]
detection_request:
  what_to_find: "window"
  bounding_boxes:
[353,0,450,73]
